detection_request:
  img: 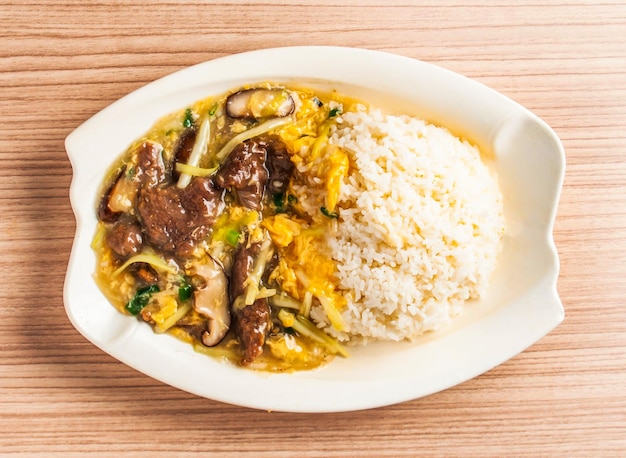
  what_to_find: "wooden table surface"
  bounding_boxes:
[1,1,625,456]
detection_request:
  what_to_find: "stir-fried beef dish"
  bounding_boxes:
[93,84,351,371]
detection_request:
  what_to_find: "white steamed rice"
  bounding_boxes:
[312,107,504,342]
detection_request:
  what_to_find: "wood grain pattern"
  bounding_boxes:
[1,0,625,456]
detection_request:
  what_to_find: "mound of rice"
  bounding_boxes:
[313,108,504,342]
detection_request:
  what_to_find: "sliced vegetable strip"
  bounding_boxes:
[216,116,293,161]
[177,116,211,189]
[175,162,218,178]
[155,303,192,334]
[277,309,348,357]
[113,252,178,277]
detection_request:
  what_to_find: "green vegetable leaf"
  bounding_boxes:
[178,283,193,302]
[224,228,241,247]
[328,107,342,118]
[208,103,218,116]
[320,206,339,219]
[182,108,194,128]
[273,192,286,212]
[125,284,160,315]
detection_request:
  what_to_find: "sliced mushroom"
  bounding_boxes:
[111,176,137,215]
[225,88,295,120]
[98,168,125,223]
[192,259,231,347]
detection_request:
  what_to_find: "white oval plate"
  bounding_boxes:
[64,46,565,412]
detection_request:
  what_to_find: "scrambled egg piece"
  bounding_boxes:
[262,214,302,247]
[322,145,349,211]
